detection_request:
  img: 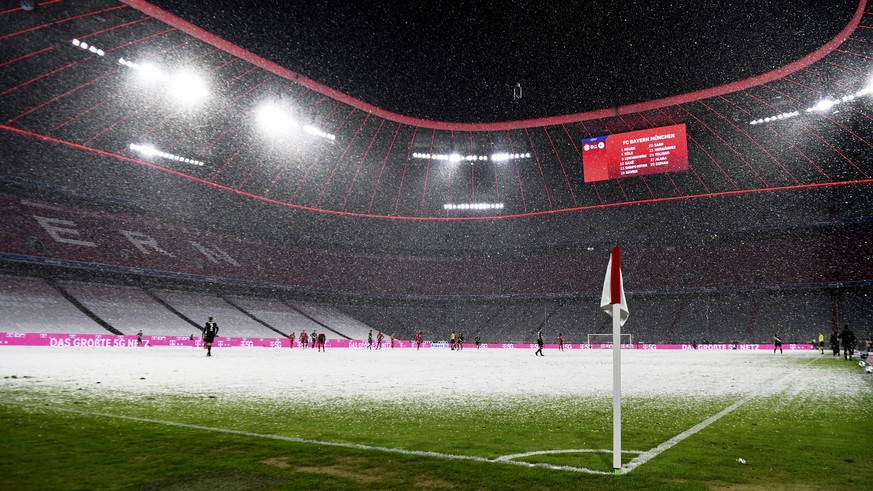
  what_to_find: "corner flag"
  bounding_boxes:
[600,246,629,326]
[601,246,629,475]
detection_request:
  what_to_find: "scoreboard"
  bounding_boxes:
[582,124,688,183]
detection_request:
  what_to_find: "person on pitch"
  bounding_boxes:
[535,328,545,356]
[202,316,219,357]
[773,332,782,354]
[839,324,856,360]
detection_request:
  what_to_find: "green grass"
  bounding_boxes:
[1,357,871,489]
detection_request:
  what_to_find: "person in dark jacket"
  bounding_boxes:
[535,328,544,356]
[830,330,840,357]
[839,325,856,360]
[202,316,219,357]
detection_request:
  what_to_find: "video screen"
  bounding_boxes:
[582,124,688,183]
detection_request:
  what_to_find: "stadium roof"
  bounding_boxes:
[1,0,872,223]
[147,0,857,124]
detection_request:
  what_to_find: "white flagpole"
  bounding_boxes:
[612,301,622,474]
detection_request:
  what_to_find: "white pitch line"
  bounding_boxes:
[496,448,643,461]
[622,356,821,473]
[2,357,822,476]
[0,401,611,475]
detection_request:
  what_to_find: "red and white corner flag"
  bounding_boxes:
[600,246,629,326]
[602,246,629,474]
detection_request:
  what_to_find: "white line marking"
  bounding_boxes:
[497,448,643,461]
[622,356,821,473]
[0,401,612,475]
[2,357,821,476]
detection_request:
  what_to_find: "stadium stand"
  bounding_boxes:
[0,275,107,334]
[289,302,373,340]
[223,295,321,338]
[58,280,190,336]
[149,289,281,338]
[0,1,871,346]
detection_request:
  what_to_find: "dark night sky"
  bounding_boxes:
[149,0,856,123]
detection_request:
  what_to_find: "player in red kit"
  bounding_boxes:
[558,333,565,352]
[415,331,423,350]
[376,331,384,349]
[317,332,326,352]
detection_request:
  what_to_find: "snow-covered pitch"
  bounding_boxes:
[2,345,868,475]
[0,346,859,403]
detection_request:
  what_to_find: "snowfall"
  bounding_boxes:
[1,345,868,404]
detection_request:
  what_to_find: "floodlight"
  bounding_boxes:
[813,98,835,112]
[858,78,873,97]
[137,63,167,81]
[258,104,298,134]
[130,143,158,156]
[168,72,209,105]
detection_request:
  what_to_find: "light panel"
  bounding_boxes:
[443,203,504,211]
[412,152,530,162]
[752,76,873,125]
[129,143,205,166]
[71,39,105,57]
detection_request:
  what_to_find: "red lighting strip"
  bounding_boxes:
[0,0,62,17]
[524,127,554,208]
[118,0,868,131]
[393,128,417,215]
[367,123,401,214]
[543,127,578,206]
[343,119,385,211]
[3,124,873,222]
[76,16,150,40]
[0,4,127,41]
[418,129,436,216]
[0,47,53,69]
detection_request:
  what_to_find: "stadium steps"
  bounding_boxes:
[468,303,503,340]
[281,301,352,340]
[523,300,565,343]
[143,289,204,332]
[221,296,288,338]
[48,280,122,335]
[667,299,690,340]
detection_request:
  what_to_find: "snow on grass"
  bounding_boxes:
[0,346,865,407]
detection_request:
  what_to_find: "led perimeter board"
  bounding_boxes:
[582,123,688,182]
